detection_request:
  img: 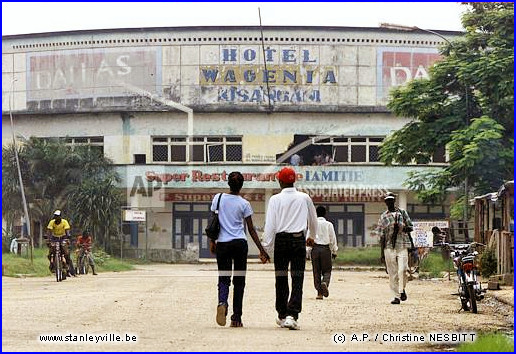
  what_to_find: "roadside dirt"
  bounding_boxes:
[2,263,513,351]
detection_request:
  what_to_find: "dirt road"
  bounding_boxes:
[2,263,513,351]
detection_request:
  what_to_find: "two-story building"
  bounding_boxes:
[2,26,460,260]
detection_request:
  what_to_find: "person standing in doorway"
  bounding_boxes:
[377,192,414,304]
[262,167,318,330]
[210,171,270,328]
[307,206,338,300]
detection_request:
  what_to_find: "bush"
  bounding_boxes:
[480,248,497,278]
[92,249,111,266]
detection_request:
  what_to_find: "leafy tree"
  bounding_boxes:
[2,144,27,232]
[2,137,121,250]
[380,2,514,218]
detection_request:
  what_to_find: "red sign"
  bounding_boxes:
[160,192,381,203]
[161,192,265,202]
[380,49,442,99]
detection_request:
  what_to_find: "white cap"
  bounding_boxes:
[384,193,396,200]
[53,210,61,216]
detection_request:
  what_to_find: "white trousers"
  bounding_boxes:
[384,248,408,299]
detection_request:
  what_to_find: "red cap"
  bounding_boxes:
[278,167,296,184]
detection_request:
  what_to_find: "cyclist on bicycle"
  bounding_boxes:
[46,210,76,277]
[76,230,98,275]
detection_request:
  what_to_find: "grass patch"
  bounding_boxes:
[418,248,449,278]
[2,248,51,277]
[334,246,382,266]
[457,333,513,352]
[2,247,134,277]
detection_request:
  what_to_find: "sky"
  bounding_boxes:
[2,2,465,36]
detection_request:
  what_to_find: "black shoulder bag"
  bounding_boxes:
[205,193,222,241]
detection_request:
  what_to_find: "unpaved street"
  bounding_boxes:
[2,263,513,352]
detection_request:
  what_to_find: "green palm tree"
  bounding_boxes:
[2,137,121,251]
[68,175,123,252]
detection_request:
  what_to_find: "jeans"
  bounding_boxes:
[216,239,248,320]
[274,232,306,320]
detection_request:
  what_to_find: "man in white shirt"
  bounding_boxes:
[262,167,318,330]
[307,206,338,300]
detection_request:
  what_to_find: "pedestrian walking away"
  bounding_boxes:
[210,171,270,328]
[377,193,414,304]
[262,167,318,330]
[307,206,338,300]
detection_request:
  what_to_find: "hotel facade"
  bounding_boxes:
[2,26,460,260]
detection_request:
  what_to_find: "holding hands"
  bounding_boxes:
[259,249,270,264]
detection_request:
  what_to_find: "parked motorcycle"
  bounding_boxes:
[444,243,486,313]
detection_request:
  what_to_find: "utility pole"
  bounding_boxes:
[8,77,33,264]
[258,7,273,113]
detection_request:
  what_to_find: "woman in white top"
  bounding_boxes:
[210,171,269,327]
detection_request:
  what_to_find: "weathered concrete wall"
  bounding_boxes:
[2,26,460,115]
[2,111,412,165]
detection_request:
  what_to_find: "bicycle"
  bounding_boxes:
[50,240,67,282]
[407,247,431,276]
[77,247,90,275]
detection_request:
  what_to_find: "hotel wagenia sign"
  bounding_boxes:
[199,47,335,104]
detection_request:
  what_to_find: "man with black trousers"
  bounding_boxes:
[262,167,318,330]
[307,206,338,300]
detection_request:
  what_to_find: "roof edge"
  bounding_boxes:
[2,25,464,40]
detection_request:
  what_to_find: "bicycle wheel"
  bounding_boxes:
[83,256,88,275]
[407,249,420,274]
[55,249,62,282]
[79,255,87,274]
[468,283,477,313]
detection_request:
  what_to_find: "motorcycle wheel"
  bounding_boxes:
[468,283,477,313]
[461,298,469,311]
[459,284,469,311]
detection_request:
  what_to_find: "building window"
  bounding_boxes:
[65,136,104,156]
[431,145,447,163]
[134,154,146,164]
[310,136,385,164]
[151,136,242,163]
[407,204,446,220]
